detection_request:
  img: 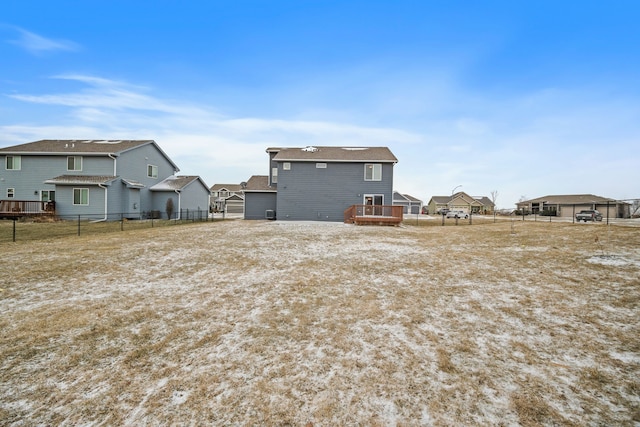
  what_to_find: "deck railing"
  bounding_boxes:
[0,200,56,217]
[344,204,403,225]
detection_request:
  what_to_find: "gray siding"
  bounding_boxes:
[244,192,277,220]
[123,187,141,219]
[1,142,179,220]
[276,162,394,221]
[116,143,178,211]
[0,154,114,201]
[174,182,210,219]
[54,185,107,219]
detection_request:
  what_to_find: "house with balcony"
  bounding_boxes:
[243,146,402,224]
[0,139,209,220]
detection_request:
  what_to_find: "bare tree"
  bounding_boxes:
[490,190,499,211]
[490,190,499,221]
[166,197,174,220]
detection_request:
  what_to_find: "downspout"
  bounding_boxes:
[108,154,117,176]
[175,190,181,220]
[92,183,108,222]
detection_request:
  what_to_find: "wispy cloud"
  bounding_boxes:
[7,27,80,55]
[3,73,638,206]
[2,74,424,185]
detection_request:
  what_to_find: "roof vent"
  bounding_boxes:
[302,146,318,152]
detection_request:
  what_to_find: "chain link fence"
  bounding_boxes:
[1,208,225,243]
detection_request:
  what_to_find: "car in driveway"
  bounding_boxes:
[446,210,469,219]
[575,210,603,222]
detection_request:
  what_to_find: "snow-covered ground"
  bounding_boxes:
[1,219,639,425]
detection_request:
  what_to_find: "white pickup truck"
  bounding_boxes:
[446,210,469,219]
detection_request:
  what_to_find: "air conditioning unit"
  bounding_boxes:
[265,210,276,220]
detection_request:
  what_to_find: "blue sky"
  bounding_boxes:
[2,1,639,208]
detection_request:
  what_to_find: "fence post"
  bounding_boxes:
[78,215,81,236]
[121,213,124,231]
[13,218,16,242]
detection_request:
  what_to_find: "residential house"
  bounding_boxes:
[426,191,494,215]
[244,146,399,222]
[150,175,211,219]
[0,139,209,220]
[393,191,423,214]
[210,183,244,214]
[242,175,277,220]
[516,194,630,219]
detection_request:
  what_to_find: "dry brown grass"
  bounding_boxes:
[1,219,639,425]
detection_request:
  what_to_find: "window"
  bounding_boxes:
[147,165,158,178]
[73,188,89,205]
[6,155,21,170]
[364,163,382,181]
[41,190,55,202]
[7,188,15,198]
[316,163,327,168]
[67,156,83,171]
[271,167,278,184]
[283,162,291,170]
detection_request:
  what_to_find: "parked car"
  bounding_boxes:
[446,210,468,219]
[575,210,603,222]
[436,208,450,215]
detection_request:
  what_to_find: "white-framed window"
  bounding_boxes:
[283,162,291,170]
[271,167,278,184]
[147,165,158,178]
[6,155,21,170]
[67,156,83,171]
[67,156,82,171]
[364,163,382,181]
[7,188,15,198]
[73,188,89,205]
[316,163,327,169]
[364,194,384,205]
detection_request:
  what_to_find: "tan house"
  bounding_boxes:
[516,194,630,219]
[210,183,244,214]
[426,192,494,215]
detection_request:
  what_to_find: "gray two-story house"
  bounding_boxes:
[244,146,398,222]
[0,139,210,220]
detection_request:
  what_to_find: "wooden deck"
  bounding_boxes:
[344,205,403,226]
[0,200,56,219]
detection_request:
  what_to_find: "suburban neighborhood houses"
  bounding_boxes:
[516,194,631,219]
[0,139,635,223]
[426,191,495,216]
[243,145,400,223]
[0,139,210,220]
